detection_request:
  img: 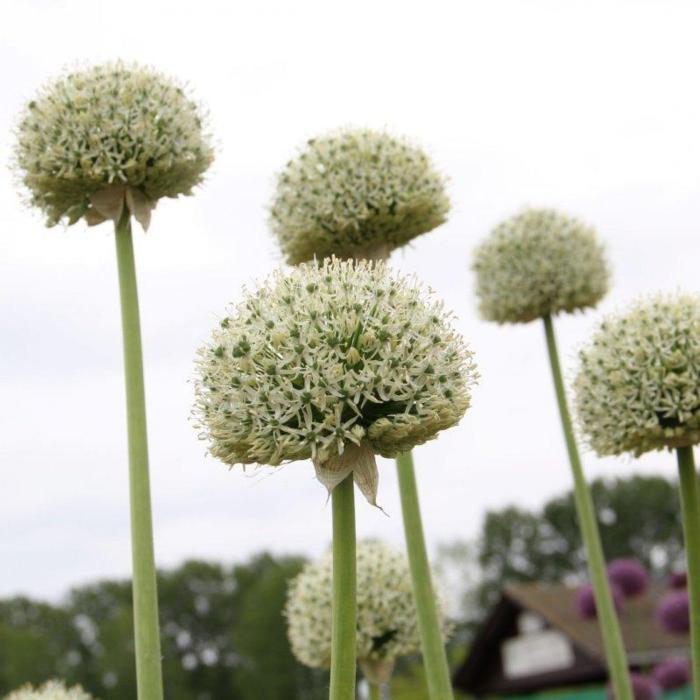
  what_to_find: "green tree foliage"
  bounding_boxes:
[476,475,684,612]
[0,554,327,700]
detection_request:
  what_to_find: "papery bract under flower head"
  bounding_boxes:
[269,128,450,264]
[14,61,214,229]
[472,208,610,324]
[3,680,95,700]
[574,294,700,457]
[194,257,476,502]
[284,540,451,675]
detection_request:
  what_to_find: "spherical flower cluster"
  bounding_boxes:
[194,257,476,502]
[652,658,691,691]
[285,540,451,682]
[14,61,214,229]
[574,294,700,457]
[607,558,649,597]
[472,208,610,324]
[606,674,657,700]
[3,681,95,700]
[656,590,690,634]
[268,128,450,264]
[576,583,623,619]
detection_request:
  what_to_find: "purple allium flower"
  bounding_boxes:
[657,590,690,634]
[576,583,623,619]
[606,673,658,700]
[607,558,649,597]
[652,657,691,690]
[670,571,687,590]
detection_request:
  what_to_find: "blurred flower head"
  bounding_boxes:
[576,582,624,619]
[284,540,451,677]
[3,680,95,700]
[472,208,609,324]
[574,293,700,457]
[607,558,649,597]
[670,571,688,590]
[652,657,691,691]
[606,673,658,700]
[269,128,450,264]
[14,61,214,230]
[657,590,690,635]
[194,257,477,503]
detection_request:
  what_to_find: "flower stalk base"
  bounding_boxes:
[114,212,164,700]
[396,451,454,700]
[543,314,632,700]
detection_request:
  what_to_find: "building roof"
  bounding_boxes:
[453,582,689,696]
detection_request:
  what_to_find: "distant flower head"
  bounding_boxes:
[607,558,649,597]
[652,658,691,691]
[576,582,624,619]
[14,61,214,229]
[670,571,688,590]
[3,680,95,700]
[194,257,477,503]
[285,540,451,680]
[472,208,610,324]
[574,294,700,457]
[657,590,690,635]
[268,128,450,264]
[607,673,658,700]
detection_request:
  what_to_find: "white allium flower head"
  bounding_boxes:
[285,540,451,683]
[472,208,610,324]
[14,61,214,230]
[3,680,95,700]
[268,128,450,264]
[194,257,476,503]
[574,293,700,457]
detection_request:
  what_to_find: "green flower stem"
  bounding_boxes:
[396,451,454,700]
[368,683,381,700]
[114,212,164,700]
[330,474,357,700]
[542,315,632,700]
[676,446,700,700]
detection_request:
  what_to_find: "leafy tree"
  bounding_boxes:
[476,474,684,613]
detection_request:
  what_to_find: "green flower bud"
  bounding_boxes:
[472,208,610,323]
[268,128,450,264]
[574,293,700,457]
[3,681,95,700]
[285,540,451,673]
[194,257,477,503]
[14,61,214,229]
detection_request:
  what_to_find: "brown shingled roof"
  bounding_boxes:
[505,582,689,664]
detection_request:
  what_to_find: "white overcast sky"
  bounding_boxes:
[1,0,699,600]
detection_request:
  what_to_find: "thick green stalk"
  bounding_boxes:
[114,213,164,700]
[676,446,700,700]
[368,683,381,700]
[542,315,631,700]
[396,451,454,700]
[330,474,357,700]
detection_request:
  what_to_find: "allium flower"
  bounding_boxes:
[657,590,690,634]
[670,571,688,589]
[14,61,214,229]
[194,257,476,503]
[576,583,624,619]
[285,540,451,682]
[607,558,649,597]
[606,673,658,700]
[472,208,610,324]
[3,680,95,700]
[574,294,700,457]
[268,128,450,264]
[652,658,691,690]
